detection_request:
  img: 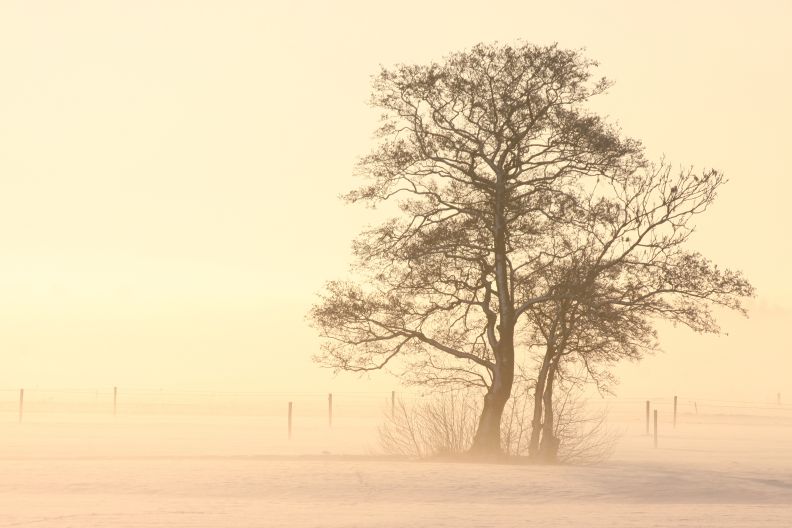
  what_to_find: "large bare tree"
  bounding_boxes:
[310,42,643,454]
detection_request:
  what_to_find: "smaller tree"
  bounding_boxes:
[524,163,754,461]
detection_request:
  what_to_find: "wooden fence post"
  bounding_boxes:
[391,390,395,417]
[653,409,658,448]
[113,386,118,417]
[328,393,333,427]
[18,389,24,424]
[778,393,782,405]
[645,400,650,435]
[288,401,293,440]
[673,395,677,428]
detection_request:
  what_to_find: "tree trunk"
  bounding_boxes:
[537,359,560,463]
[469,167,514,457]
[470,337,514,456]
[528,347,554,457]
[470,373,512,455]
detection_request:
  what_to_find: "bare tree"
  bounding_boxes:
[525,163,754,462]
[310,42,643,455]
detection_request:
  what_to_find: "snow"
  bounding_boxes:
[1,395,790,526]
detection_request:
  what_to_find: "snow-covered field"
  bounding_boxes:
[1,393,791,527]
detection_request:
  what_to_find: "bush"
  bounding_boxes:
[553,389,618,464]
[379,390,480,458]
[379,385,617,463]
[378,387,532,458]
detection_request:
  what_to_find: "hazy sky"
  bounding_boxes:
[0,1,790,399]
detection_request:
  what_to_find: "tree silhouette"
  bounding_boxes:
[524,163,753,461]
[310,42,751,456]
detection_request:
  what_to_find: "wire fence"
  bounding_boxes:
[0,387,400,424]
[1,387,790,459]
[1,387,790,423]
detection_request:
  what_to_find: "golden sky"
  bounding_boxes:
[0,0,790,399]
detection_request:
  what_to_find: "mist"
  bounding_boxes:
[1,0,791,526]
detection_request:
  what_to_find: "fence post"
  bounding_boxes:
[328,393,333,427]
[778,393,782,405]
[391,390,395,417]
[18,389,24,424]
[114,386,118,417]
[288,401,293,440]
[653,409,658,448]
[673,395,677,428]
[645,400,650,435]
